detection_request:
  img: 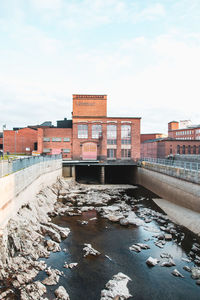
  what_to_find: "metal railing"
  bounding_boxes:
[0,154,62,178]
[140,157,200,172]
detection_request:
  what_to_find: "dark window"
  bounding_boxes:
[182,145,185,154]
[177,145,180,154]
[193,145,196,154]
[188,145,191,154]
[107,149,116,159]
[121,149,131,159]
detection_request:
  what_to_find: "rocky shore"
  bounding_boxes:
[0,177,200,299]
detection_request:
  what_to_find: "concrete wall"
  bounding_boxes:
[133,166,200,214]
[0,159,62,231]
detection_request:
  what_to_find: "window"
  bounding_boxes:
[78,124,88,138]
[43,137,50,142]
[92,124,102,139]
[121,149,131,159]
[199,146,200,154]
[63,137,70,142]
[188,145,191,154]
[107,149,116,159]
[121,125,131,144]
[182,145,185,154]
[63,149,70,153]
[177,145,180,154]
[107,125,117,144]
[52,137,62,142]
[193,145,196,154]
[43,148,51,153]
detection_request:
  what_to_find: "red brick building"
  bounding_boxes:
[168,120,200,140]
[3,94,141,161]
[4,128,38,154]
[37,127,72,159]
[141,138,200,159]
[72,94,141,161]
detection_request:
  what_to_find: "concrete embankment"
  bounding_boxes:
[0,158,62,231]
[134,166,200,235]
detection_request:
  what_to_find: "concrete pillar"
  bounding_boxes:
[71,166,76,179]
[100,166,105,184]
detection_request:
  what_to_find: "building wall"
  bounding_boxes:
[73,94,107,117]
[141,133,166,143]
[0,137,3,149]
[141,139,200,158]
[72,117,141,161]
[4,128,38,154]
[37,128,72,159]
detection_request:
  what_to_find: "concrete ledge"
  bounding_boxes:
[136,167,200,213]
[0,160,62,230]
[153,198,200,236]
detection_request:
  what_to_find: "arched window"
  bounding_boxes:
[188,145,191,154]
[177,145,180,154]
[193,145,196,154]
[182,145,185,154]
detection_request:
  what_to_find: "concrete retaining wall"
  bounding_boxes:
[0,159,62,231]
[134,166,200,213]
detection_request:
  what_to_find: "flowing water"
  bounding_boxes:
[36,186,200,300]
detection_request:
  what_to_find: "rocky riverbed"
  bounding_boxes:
[0,178,200,299]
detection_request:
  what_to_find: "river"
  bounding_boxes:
[35,186,200,300]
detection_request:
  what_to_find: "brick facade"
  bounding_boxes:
[73,94,107,117]
[141,133,166,143]
[141,139,200,159]
[37,128,72,159]
[4,128,38,154]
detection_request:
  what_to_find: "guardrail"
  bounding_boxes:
[139,157,200,184]
[0,155,62,178]
[140,157,200,172]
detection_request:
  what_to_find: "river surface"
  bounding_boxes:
[36,186,200,300]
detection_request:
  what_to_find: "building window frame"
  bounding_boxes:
[78,124,88,139]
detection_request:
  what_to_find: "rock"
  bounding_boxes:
[77,220,88,225]
[126,211,145,226]
[196,280,200,286]
[146,257,159,266]
[129,244,141,253]
[119,218,129,226]
[100,272,132,300]
[46,239,61,252]
[42,268,61,286]
[64,262,78,269]
[55,286,70,300]
[181,257,191,263]
[0,289,14,299]
[183,266,191,272]
[172,269,184,278]
[136,243,150,250]
[161,259,176,267]
[83,243,101,257]
[160,253,173,259]
[164,234,172,241]
[191,267,200,279]
[20,281,47,300]
[154,240,165,248]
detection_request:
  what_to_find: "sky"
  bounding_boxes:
[0,0,200,133]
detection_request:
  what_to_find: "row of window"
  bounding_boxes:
[43,148,70,153]
[107,149,131,159]
[175,137,193,140]
[176,130,193,136]
[78,124,131,142]
[176,145,200,154]
[43,137,70,142]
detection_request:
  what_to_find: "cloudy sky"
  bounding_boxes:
[0,0,200,133]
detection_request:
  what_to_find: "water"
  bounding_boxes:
[36,187,200,300]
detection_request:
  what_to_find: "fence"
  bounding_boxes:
[0,155,62,178]
[140,157,200,184]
